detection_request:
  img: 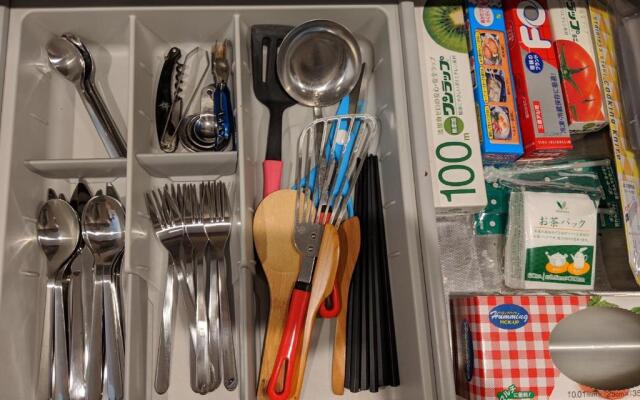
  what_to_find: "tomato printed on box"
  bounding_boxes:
[548,0,607,133]
[503,0,572,158]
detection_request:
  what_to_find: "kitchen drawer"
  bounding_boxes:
[398,1,640,399]
[0,3,438,400]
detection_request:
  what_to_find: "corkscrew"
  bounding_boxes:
[155,47,181,152]
[156,47,209,153]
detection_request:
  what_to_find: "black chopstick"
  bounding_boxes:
[371,156,385,391]
[359,156,371,392]
[345,155,400,392]
[373,156,400,387]
[367,156,378,392]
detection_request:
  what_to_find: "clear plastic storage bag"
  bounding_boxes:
[487,162,605,290]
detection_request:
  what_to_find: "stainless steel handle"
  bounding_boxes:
[85,264,104,400]
[77,81,127,158]
[174,254,197,345]
[53,270,70,400]
[207,249,222,391]
[68,267,85,400]
[217,253,237,391]
[154,259,179,395]
[79,250,96,356]
[178,245,200,393]
[80,249,95,379]
[194,249,212,393]
[103,263,125,400]
[40,277,54,399]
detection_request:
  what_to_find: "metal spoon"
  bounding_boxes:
[192,41,227,144]
[82,195,126,400]
[193,85,218,142]
[36,198,81,400]
[277,20,362,199]
[105,183,126,334]
[66,182,93,400]
[45,35,127,158]
[277,20,362,121]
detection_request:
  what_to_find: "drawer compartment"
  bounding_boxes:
[0,4,436,400]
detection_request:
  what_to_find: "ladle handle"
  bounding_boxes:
[78,82,127,158]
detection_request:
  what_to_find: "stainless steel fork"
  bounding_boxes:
[204,181,236,390]
[145,187,198,394]
[183,184,215,392]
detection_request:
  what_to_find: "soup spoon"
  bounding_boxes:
[82,195,126,400]
[36,198,81,400]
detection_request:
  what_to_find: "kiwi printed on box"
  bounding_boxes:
[422,0,468,53]
[415,0,487,213]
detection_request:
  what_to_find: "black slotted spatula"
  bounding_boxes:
[251,25,296,199]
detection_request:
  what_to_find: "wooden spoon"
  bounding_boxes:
[291,224,340,399]
[331,217,361,395]
[253,189,301,399]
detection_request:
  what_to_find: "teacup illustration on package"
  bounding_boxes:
[568,247,591,276]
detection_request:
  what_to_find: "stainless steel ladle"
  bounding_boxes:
[46,35,127,158]
[277,20,362,121]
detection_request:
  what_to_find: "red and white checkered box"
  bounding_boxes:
[451,295,640,399]
[451,295,590,399]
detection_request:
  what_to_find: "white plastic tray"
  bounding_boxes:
[0,4,438,400]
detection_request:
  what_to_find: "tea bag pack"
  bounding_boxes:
[504,191,598,290]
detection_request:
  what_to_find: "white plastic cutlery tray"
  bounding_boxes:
[0,4,438,400]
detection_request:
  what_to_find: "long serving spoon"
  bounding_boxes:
[45,35,127,158]
[82,195,126,400]
[36,198,81,400]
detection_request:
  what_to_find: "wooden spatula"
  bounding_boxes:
[331,217,361,395]
[253,189,301,399]
[290,224,340,399]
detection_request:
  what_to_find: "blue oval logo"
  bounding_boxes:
[489,304,529,330]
